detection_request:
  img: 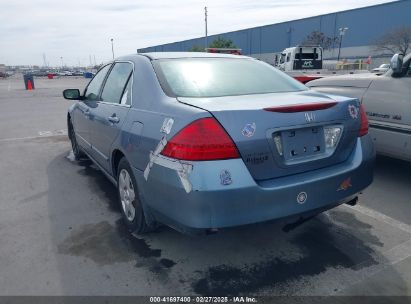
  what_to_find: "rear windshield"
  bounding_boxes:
[295,53,319,60]
[153,58,307,98]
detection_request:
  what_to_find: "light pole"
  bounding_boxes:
[204,7,208,50]
[287,27,294,47]
[60,56,64,69]
[110,38,115,60]
[337,27,348,62]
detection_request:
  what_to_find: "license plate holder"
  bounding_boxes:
[281,127,325,161]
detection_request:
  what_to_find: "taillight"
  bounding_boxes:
[358,104,369,137]
[161,118,240,161]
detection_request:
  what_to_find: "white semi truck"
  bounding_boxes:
[273,45,370,83]
[275,45,323,72]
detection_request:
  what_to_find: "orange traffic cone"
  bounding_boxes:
[27,80,33,90]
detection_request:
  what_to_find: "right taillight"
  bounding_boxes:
[359,104,369,137]
[161,117,240,161]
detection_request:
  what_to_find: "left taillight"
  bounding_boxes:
[358,104,369,137]
[161,117,240,161]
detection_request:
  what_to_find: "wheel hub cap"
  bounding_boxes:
[119,169,136,221]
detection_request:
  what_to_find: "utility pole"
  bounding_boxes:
[287,27,294,48]
[110,38,115,60]
[337,27,348,62]
[204,6,208,49]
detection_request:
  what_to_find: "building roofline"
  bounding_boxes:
[138,0,400,51]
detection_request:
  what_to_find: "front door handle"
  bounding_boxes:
[108,114,120,124]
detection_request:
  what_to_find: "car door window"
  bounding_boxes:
[84,65,111,101]
[406,61,411,77]
[120,76,132,105]
[101,62,133,104]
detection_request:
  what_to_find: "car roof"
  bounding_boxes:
[137,52,250,60]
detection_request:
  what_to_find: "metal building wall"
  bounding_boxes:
[138,0,411,60]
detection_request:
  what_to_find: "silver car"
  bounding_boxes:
[372,63,390,75]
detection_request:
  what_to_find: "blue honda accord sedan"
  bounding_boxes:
[63,52,375,234]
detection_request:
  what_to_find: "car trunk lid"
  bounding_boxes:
[178,90,362,181]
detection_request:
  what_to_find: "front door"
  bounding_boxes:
[89,62,133,172]
[72,64,111,154]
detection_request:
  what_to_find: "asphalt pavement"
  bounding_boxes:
[1,76,411,296]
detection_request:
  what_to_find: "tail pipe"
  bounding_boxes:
[345,196,358,206]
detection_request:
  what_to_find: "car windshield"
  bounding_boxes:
[153,58,307,98]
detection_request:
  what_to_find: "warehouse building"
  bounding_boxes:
[138,0,411,67]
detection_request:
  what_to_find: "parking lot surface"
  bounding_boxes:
[1,76,411,296]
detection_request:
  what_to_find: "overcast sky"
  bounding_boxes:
[0,0,395,66]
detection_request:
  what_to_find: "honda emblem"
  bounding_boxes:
[305,112,315,123]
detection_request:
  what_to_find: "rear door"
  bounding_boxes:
[89,62,133,172]
[72,64,111,154]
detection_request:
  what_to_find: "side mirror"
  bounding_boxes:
[63,89,82,100]
[390,53,403,74]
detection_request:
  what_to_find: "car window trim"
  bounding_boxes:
[97,60,134,108]
[83,63,113,100]
[119,73,133,106]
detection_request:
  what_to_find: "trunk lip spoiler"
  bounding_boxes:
[264,101,338,113]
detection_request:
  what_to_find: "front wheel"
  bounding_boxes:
[68,120,85,160]
[117,157,150,234]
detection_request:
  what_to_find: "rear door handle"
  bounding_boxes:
[108,115,120,124]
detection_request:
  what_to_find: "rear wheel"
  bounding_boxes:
[68,120,85,160]
[117,157,150,234]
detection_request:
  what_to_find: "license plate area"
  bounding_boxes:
[280,127,325,161]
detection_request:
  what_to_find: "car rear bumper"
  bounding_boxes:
[135,135,375,230]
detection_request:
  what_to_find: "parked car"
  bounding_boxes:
[307,53,411,162]
[72,71,85,76]
[63,53,375,234]
[371,63,390,75]
[29,70,48,77]
[56,71,73,76]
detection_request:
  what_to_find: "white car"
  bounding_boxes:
[372,63,390,75]
[307,53,411,162]
[56,71,73,76]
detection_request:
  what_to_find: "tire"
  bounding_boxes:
[117,157,150,234]
[68,120,85,160]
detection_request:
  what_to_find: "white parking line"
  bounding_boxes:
[384,238,411,265]
[334,238,411,295]
[334,205,411,295]
[344,204,411,235]
[0,129,68,143]
[38,131,53,136]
